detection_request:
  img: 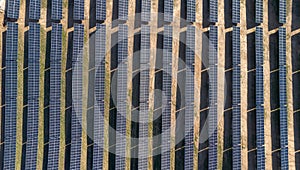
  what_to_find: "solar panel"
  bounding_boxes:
[210,0,218,22]
[209,26,218,66]
[3,22,18,170]
[115,24,128,170]
[93,24,106,169]
[29,0,41,20]
[25,22,40,170]
[164,0,173,22]
[96,0,106,21]
[161,25,172,170]
[279,28,286,66]
[187,0,196,22]
[51,0,63,20]
[208,25,218,170]
[256,27,263,67]
[7,0,20,19]
[74,0,84,20]
[255,0,263,23]
[232,0,240,23]
[118,0,128,20]
[48,23,62,169]
[70,23,84,169]
[141,0,151,22]
[279,0,286,23]
[184,25,195,170]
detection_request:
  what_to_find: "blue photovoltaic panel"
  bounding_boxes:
[7,0,20,19]
[187,0,196,22]
[29,0,41,20]
[96,0,106,21]
[279,0,286,23]
[232,26,241,170]
[232,0,240,23]
[279,28,286,66]
[115,24,128,170]
[48,23,62,169]
[161,25,172,170]
[138,25,150,169]
[70,23,84,170]
[256,0,263,23]
[119,0,128,20]
[256,27,263,67]
[208,25,218,170]
[93,24,106,169]
[164,0,173,22]
[141,0,151,22]
[25,22,40,170]
[51,0,63,20]
[4,22,18,170]
[184,25,195,170]
[74,0,84,20]
[210,0,218,22]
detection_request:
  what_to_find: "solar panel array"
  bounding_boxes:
[141,0,151,22]
[232,26,241,170]
[161,25,172,170]
[51,0,63,20]
[29,0,41,20]
[3,22,18,170]
[255,0,263,23]
[96,0,106,21]
[115,24,128,170]
[187,0,196,22]
[208,25,218,170]
[25,22,40,170]
[48,23,62,169]
[70,23,84,169]
[184,25,195,170]
[255,27,265,170]
[164,0,173,22]
[279,27,289,168]
[279,0,286,23]
[232,0,240,23]
[93,23,106,169]
[7,0,20,19]
[74,0,84,20]
[138,25,150,169]
[210,0,218,22]
[119,0,128,21]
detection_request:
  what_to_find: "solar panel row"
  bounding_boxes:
[208,25,218,170]
[232,0,240,23]
[74,0,84,21]
[184,25,195,170]
[7,0,20,19]
[25,22,40,170]
[138,25,150,169]
[51,0,63,20]
[29,0,41,20]
[187,0,196,22]
[3,22,18,170]
[210,0,218,22]
[255,27,265,170]
[232,26,241,170]
[93,23,106,169]
[70,23,84,170]
[255,0,263,23]
[161,25,172,170]
[96,0,106,21]
[119,0,128,20]
[141,0,151,22]
[164,0,173,22]
[279,0,286,23]
[115,24,128,170]
[48,23,62,169]
[279,27,289,169]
